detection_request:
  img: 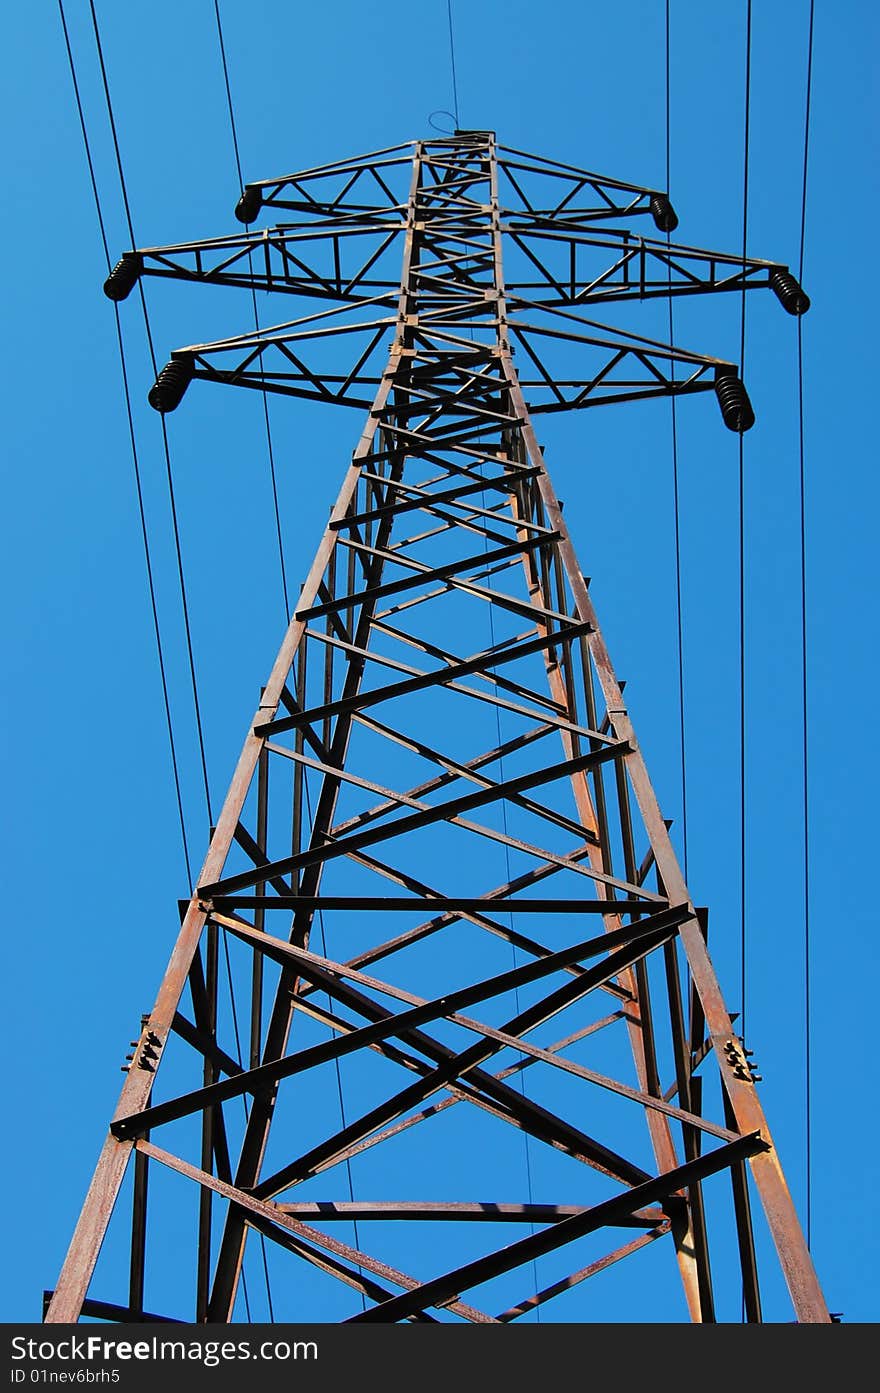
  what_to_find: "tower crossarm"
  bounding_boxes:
[502,226,809,313]
[105,219,807,324]
[153,311,733,419]
[104,220,405,307]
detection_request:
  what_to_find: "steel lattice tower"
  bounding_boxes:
[46,132,825,1324]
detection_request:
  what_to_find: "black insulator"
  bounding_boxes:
[769,266,810,316]
[714,367,755,433]
[103,252,143,301]
[649,192,678,233]
[234,185,263,223]
[148,355,194,414]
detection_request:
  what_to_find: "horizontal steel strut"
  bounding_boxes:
[47,132,825,1326]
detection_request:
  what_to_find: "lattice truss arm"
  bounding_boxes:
[106,137,807,427]
[47,133,825,1327]
[109,220,803,312]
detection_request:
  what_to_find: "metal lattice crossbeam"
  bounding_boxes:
[46,133,824,1326]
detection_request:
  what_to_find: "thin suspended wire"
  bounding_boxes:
[56,0,193,890]
[87,0,214,829]
[738,1,752,1041]
[212,0,245,184]
[159,417,214,823]
[57,1,110,265]
[446,0,461,127]
[737,6,753,1325]
[797,0,816,1251]
[212,0,290,623]
[665,0,689,881]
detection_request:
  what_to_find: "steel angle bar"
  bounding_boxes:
[353,631,564,721]
[285,847,620,1008]
[136,1141,494,1324]
[213,896,649,920]
[324,714,594,844]
[112,904,684,1143]
[232,821,293,897]
[286,995,513,1126]
[336,499,514,552]
[291,532,560,624]
[183,292,398,349]
[243,1208,433,1318]
[306,607,550,708]
[255,144,415,186]
[527,380,714,416]
[506,293,730,363]
[276,1202,597,1223]
[308,1010,636,1180]
[368,423,508,471]
[41,1296,182,1325]
[256,617,592,739]
[347,1133,769,1323]
[498,144,653,187]
[508,328,717,400]
[130,229,403,303]
[210,913,734,1143]
[497,1227,669,1322]
[503,226,793,305]
[367,552,575,631]
[199,744,633,899]
[171,1010,242,1081]
[250,918,688,1199]
[235,766,662,912]
[267,731,606,852]
[331,467,543,533]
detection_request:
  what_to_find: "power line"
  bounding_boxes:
[446,1,461,127]
[87,0,215,830]
[212,0,290,623]
[738,0,752,1042]
[56,0,193,887]
[737,4,753,1326]
[797,0,816,1252]
[213,0,245,187]
[664,0,688,882]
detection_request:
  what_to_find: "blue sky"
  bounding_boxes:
[1,1,877,1323]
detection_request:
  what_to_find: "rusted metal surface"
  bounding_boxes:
[47,132,827,1324]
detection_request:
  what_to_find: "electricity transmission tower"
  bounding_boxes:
[46,131,825,1324]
